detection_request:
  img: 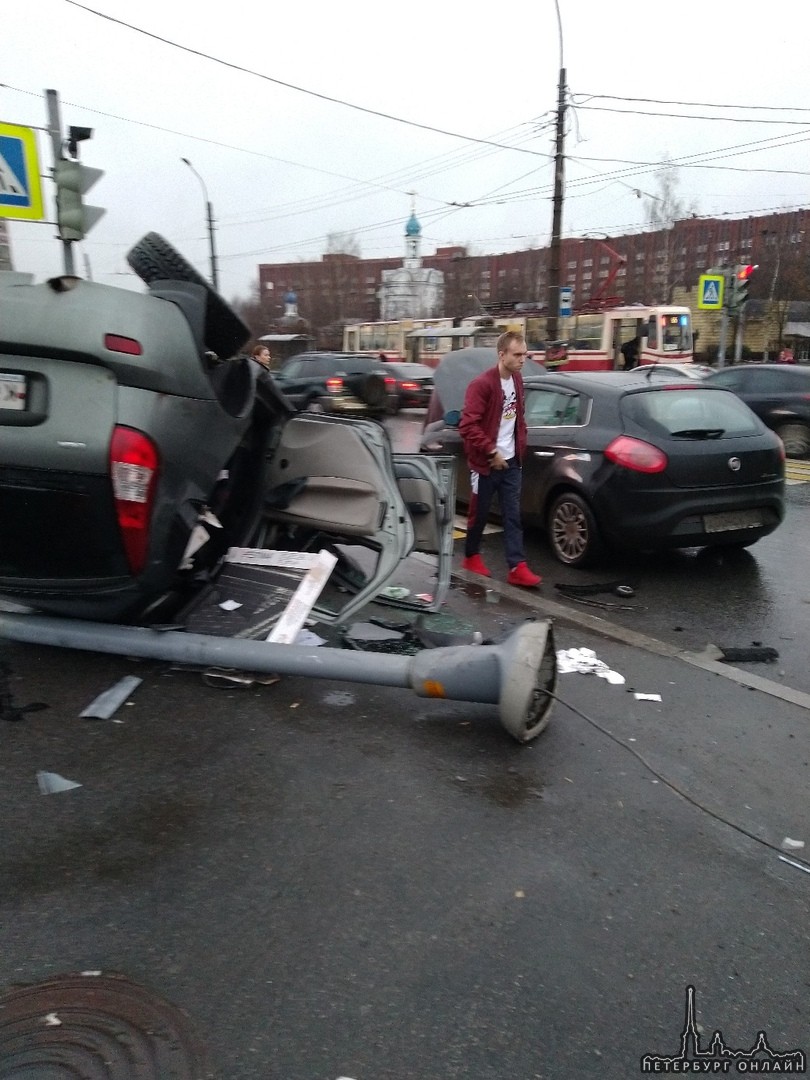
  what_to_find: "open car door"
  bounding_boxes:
[257,413,455,624]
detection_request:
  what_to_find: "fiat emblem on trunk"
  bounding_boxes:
[728,456,741,471]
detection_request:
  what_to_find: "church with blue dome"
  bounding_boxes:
[378,199,445,321]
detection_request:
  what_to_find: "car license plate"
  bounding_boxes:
[703,509,763,533]
[0,372,27,410]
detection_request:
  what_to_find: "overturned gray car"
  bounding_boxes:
[0,234,456,625]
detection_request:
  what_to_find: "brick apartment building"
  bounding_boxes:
[257,208,810,350]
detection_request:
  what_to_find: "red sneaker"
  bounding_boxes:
[462,554,492,578]
[507,562,542,588]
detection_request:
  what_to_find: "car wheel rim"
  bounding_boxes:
[779,424,810,457]
[553,502,588,562]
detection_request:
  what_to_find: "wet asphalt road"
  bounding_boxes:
[0,412,808,1078]
[2,593,809,1079]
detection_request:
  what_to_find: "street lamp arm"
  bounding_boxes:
[181,157,218,291]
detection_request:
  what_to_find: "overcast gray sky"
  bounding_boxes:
[3,0,808,302]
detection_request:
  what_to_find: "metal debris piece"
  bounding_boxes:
[202,669,281,688]
[778,855,810,876]
[79,675,143,719]
[37,771,82,795]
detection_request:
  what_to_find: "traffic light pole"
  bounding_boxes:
[717,309,729,368]
[45,89,74,276]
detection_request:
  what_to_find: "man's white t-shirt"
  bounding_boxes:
[496,375,517,460]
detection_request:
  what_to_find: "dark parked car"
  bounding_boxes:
[383,362,435,411]
[0,237,455,624]
[705,363,810,457]
[426,359,785,567]
[272,352,397,416]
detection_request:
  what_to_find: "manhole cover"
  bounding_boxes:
[0,972,212,1078]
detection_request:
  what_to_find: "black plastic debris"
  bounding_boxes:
[554,581,635,598]
[719,645,779,663]
[554,582,636,611]
[0,660,48,722]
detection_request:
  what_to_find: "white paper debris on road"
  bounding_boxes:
[43,1013,61,1026]
[218,599,243,611]
[37,771,82,795]
[556,647,625,685]
[782,837,806,851]
[79,675,142,719]
[633,692,663,702]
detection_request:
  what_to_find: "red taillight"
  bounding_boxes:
[326,376,343,392]
[104,334,143,355]
[109,426,159,574]
[400,380,419,391]
[604,435,668,474]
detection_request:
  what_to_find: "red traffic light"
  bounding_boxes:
[736,263,757,280]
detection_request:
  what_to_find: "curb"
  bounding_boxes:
[455,566,810,713]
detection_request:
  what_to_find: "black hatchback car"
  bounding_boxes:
[705,363,810,457]
[427,365,785,567]
[272,352,397,416]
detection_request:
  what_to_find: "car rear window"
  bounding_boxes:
[622,388,763,438]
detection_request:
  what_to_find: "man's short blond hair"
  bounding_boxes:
[496,330,526,355]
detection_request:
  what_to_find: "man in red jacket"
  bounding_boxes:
[459,331,541,588]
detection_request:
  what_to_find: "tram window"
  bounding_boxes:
[662,314,690,352]
[571,315,602,350]
[647,317,658,349]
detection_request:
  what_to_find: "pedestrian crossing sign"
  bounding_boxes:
[697,273,724,310]
[0,122,44,221]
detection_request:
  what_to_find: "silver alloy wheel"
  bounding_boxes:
[551,497,590,564]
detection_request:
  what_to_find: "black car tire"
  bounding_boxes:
[345,372,388,408]
[776,421,810,458]
[126,232,250,360]
[548,491,603,567]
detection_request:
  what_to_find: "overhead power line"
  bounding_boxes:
[63,0,554,159]
[572,103,810,125]
[574,92,810,114]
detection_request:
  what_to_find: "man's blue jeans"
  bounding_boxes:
[465,459,525,569]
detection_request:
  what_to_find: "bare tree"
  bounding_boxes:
[642,159,698,302]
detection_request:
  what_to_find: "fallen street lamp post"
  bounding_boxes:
[0,614,557,743]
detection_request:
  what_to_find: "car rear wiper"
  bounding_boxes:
[670,428,725,439]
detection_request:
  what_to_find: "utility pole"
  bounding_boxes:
[45,89,74,276]
[546,66,566,342]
